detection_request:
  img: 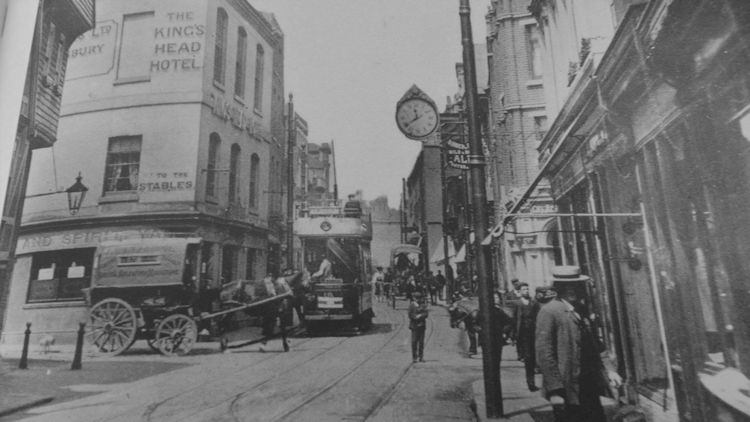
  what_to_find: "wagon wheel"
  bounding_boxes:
[88,298,137,356]
[155,314,197,356]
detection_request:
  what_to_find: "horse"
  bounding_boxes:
[448,295,514,356]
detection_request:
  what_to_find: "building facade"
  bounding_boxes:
[485,0,556,292]
[404,143,443,275]
[507,0,750,420]
[0,0,95,331]
[0,0,284,347]
[368,196,401,270]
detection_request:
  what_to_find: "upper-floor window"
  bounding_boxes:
[206,133,221,199]
[104,136,141,194]
[117,12,154,83]
[525,24,543,80]
[253,44,265,111]
[234,27,247,98]
[213,8,228,86]
[534,115,548,140]
[229,143,240,203]
[249,153,260,208]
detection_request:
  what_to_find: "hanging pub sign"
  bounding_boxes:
[446,139,469,170]
[440,112,470,170]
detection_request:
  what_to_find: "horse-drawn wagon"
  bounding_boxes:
[84,237,292,356]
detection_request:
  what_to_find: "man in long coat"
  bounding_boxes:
[514,282,540,391]
[535,268,621,422]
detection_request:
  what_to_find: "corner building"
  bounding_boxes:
[0,0,284,347]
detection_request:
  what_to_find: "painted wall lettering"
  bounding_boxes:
[66,20,118,80]
[151,11,205,73]
[17,229,168,254]
[137,171,195,192]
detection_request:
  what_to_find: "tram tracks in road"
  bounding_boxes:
[139,335,324,422]
[360,307,437,422]
[263,301,437,422]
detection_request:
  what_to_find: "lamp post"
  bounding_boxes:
[286,93,296,270]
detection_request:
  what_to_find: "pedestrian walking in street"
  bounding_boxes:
[513,282,540,392]
[435,270,446,301]
[408,291,429,362]
[425,271,438,305]
[535,266,622,422]
[372,266,385,303]
[405,273,417,301]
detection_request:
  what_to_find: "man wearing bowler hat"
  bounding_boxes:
[535,266,622,422]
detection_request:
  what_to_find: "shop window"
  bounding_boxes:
[249,153,260,208]
[234,27,247,98]
[206,133,221,199]
[253,44,264,111]
[213,8,228,86]
[27,248,95,303]
[103,136,141,194]
[117,12,153,83]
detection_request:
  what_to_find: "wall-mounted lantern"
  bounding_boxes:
[65,173,88,215]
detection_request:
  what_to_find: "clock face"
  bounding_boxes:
[396,98,439,139]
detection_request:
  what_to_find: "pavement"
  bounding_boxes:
[470,352,622,422]
[0,341,203,420]
[0,301,623,421]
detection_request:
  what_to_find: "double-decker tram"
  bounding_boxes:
[295,202,374,333]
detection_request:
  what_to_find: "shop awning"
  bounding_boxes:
[454,245,466,263]
[429,237,456,264]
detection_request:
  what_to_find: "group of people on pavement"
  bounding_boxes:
[506,267,624,422]
[445,266,623,422]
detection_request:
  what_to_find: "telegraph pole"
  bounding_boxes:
[440,145,455,299]
[286,94,296,269]
[401,177,407,243]
[331,139,338,201]
[459,0,503,417]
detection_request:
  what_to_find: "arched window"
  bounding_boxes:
[234,27,247,98]
[206,133,221,198]
[228,144,240,203]
[253,44,264,111]
[249,154,260,208]
[213,8,228,85]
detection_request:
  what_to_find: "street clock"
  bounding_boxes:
[395,85,439,140]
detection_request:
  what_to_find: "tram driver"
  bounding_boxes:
[311,253,332,282]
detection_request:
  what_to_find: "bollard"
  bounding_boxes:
[71,322,85,370]
[19,322,31,369]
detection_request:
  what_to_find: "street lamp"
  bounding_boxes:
[27,173,89,215]
[65,173,88,215]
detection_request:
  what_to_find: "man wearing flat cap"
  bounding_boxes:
[535,266,622,422]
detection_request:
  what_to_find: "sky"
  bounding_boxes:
[250,0,488,208]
